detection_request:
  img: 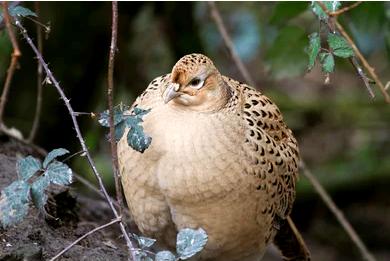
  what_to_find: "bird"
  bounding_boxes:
[118,53,310,261]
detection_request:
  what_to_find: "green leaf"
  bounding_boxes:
[45,161,73,186]
[328,33,354,58]
[270,2,309,26]
[98,103,130,127]
[265,26,308,79]
[176,228,208,260]
[17,156,41,181]
[115,121,126,142]
[307,32,321,71]
[132,234,156,249]
[155,251,176,261]
[0,5,37,24]
[31,176,50,209]
[311,1,341,20]
[127,125,152,153]
[0,180,30,227]
[319,52,335,73]
[43,148,69,168]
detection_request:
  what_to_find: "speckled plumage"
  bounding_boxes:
[118,54,309,261]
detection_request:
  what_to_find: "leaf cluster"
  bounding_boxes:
[0,148,73,227]
[0,4,36,24]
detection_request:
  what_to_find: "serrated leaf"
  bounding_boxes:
[43,148,69,168]
[17,156,41,181]
[132,233,156,248]
[127,125,152,153]
[307,32,321,71]
[311,1,341,20]
[155,251,176,261]
[328,33,354,58]
[45,161,73,186]
[0,5,37,24]
[31,176,50,209]
[319,52,335,73]
[0,180,30,227]
[176,228,208,260]
[98,103,130,127]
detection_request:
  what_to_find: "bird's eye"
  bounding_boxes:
[188,78,204,89]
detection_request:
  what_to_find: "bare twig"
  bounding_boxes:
[335,21,390,103]
[208,2,256,87]
[49,217,121,261]
[209,3,376,259]
[327,1,363,17]
[14,20,136,260]
[28,2,44,142]
[349,57,375,98]
[299,161,376,261]
[108,1,125,216]
[0,2,22,125]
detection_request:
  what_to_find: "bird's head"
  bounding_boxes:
[163,54,230,111]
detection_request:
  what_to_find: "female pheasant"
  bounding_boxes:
[118,54,310,261]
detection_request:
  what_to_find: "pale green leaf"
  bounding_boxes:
[31,176,50,209]
[311,1,341,20]
[132,233,156,248]
[43,148,69,168]
[0,180,30,227]
[17,156,41,181]
[98,103,129,127]
[307,32,321,71]
[176,228,208,260]
[328,33,354,58]
[155,251,176,261]
[0,5,37,24]
[45,161,73,186]
[319,52,335,73]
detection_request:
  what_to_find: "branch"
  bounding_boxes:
[328,1,362,17]
[0,2,22,125]
[49,217,121,261]
[14,19,136,260]
[299,162,376,261]
[28,2,44,142]
[209,2,376,259]
[208,2,255,87]
[108,1,126,217]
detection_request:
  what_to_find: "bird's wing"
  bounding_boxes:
[223,76,300,221]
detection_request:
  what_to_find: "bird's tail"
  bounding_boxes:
[273,216,311,261]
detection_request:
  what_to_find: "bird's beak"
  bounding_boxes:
[163,83,180,104]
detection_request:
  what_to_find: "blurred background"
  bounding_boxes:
[0,2,389,260]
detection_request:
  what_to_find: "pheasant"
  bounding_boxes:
[118,54,310,261]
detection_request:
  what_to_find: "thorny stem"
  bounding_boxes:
[49,217,121,261]
[14,20,136,260]
[318,1,390,103]
[28,2,44,142]
[0,2,21,125]
[108,1,126,220]
[209,2,377,260]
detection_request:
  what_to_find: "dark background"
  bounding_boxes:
[0,2,389,260]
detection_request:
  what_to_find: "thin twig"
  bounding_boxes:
[28,2,44,142]
[108,1,125,217]
[327,1,363,17]
[208,1,256,87]
[209,3,376,259]
[49,217,121,261]
[335,21,390,103]
[14,19,136,261]
[299,161,376,261]
[0,2,22,125]
[349,57,375,98]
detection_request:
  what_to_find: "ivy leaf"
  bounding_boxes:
[43,148,69,168]
[30,176,50,209]
[132,234,156,249]
[176,228,208,260]
[0,5,37,24]
[307,32,321,71]
[155,251,176,261]
[311,1,341,20]
[45,161,73,186]
[328,33,354,58]
[17,156,41,181]
[0,180,30,227]
[98,103,130,127]
[319,52,335,73]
